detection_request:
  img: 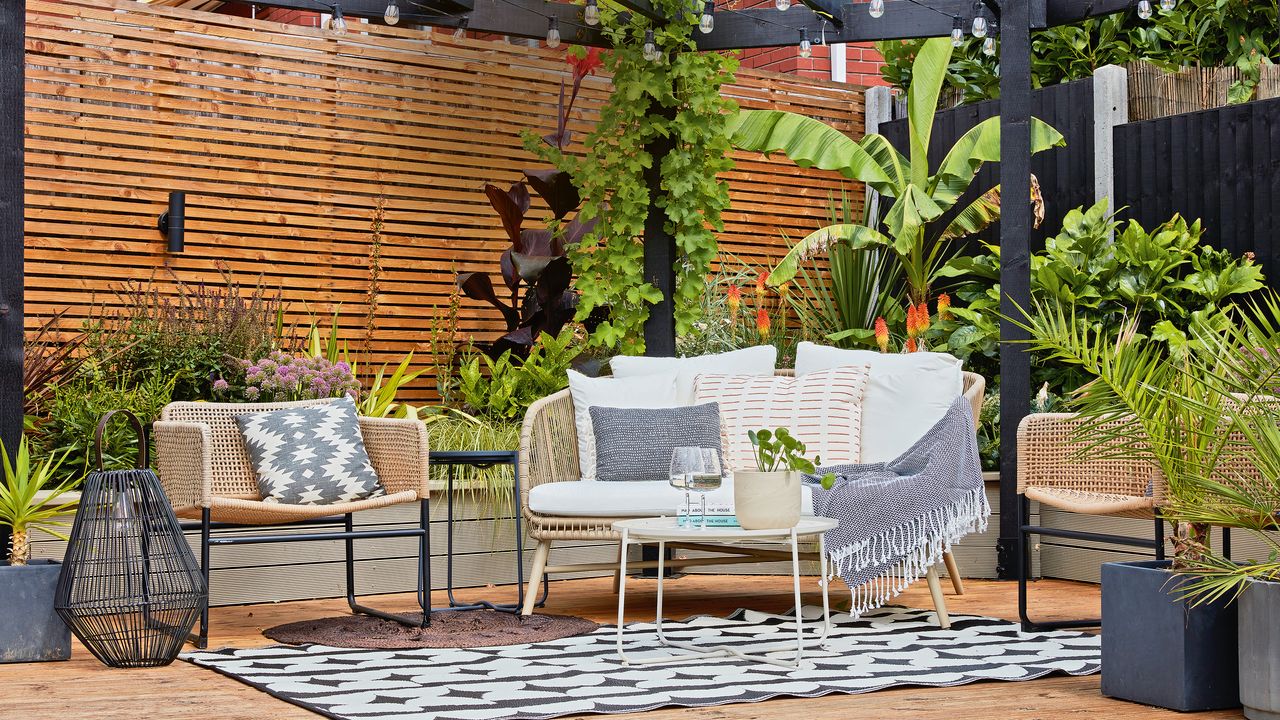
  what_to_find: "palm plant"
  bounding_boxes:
[0,438,78,566]
[729,36,1063,306]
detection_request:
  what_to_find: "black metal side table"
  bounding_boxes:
[429,450,547,613]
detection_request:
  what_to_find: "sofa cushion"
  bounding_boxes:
[527,478,815,518]
[794,342,963,463]
[234,396,385,505]
[567,370,680,481]
[590,403,724,482]
[693,366,870,471]
[609,346,777,405]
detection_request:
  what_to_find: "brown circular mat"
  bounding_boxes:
[263,610,599,649]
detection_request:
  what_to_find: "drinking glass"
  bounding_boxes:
[669,447,722,529]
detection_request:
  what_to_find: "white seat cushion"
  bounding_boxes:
[528,478,816,518]
[794,342,963,463]
[609,346,778,405]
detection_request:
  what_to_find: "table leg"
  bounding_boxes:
[616,529,630,665]
[817,532,832,647]
[790,528,804,668]
[654,541,666,644]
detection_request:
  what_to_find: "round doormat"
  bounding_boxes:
[263,610,599,649]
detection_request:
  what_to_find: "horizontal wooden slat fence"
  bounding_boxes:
[25,0,866,401]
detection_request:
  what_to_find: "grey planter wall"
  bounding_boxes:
[1239,578,1280,720]
[0,560,71,663]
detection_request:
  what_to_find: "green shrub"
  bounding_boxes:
[37,369,176,484]
[455,329,580,421]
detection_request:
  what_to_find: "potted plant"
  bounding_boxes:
[737,428,833,530]
[0,438,77,663]
[1018,302,1246,711]
[1168,301,1280,720]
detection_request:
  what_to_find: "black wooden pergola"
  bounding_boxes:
[0,0,1142,577]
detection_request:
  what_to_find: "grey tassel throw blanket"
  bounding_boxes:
[804,395,989,616]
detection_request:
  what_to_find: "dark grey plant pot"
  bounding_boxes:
[1101,560,1239,712]
[0,559,72,663]
[1239,578,1280,720]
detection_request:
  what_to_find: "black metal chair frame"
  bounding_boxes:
[1017,494,1167,632]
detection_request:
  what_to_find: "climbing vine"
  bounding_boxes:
[528,5,738,353]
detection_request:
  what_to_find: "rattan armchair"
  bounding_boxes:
[1015,413,1167,631]
[153,398,430,648]
[518,370,987,625]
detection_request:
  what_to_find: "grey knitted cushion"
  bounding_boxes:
[589,403,723,482]
[235,396,385,505]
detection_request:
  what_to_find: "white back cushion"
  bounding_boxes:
[609,346,777,405]
[694,366,870,471]
[794,342,963,463]
[566,370,680,480]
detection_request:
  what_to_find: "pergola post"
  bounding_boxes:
[996,0,1035,580]
[642,105,678,357]
[0,0,24,557]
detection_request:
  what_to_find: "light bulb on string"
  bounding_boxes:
[868,0,885,18]
[546,16,561,48]
[775,0,791,12]
[1160,0,1176,9]
[798,28,811,59]
[950,17,964,47]
[1137,0,1153,19]
[643,29,661,62]
[584,0,600,26]
[982,35,997,56]
[328,3,347,34]
[383,0,400,25]
[972,15,988,38]
[453,17,469,38]
[699,0,714,33]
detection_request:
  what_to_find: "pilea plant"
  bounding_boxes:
[528,11,737,353]
[747,428,837,490]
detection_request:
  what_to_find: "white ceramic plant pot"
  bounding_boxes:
[733,470,802,530]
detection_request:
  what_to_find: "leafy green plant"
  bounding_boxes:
[0,438,77,565]
[746,428,836,489]
[39,369,175,485]
[879,0,1279,105]
[938,199,1265,392]
[731,37,1063,308]
[535,12,737,353]
[456,329,581,421]
[83,269,283,401]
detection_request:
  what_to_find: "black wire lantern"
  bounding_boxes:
[55,411,207,668]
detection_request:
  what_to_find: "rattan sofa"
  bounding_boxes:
[518,370,987,625]
[153,398,431,648]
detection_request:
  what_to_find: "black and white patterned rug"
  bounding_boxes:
[184,606,1100,720]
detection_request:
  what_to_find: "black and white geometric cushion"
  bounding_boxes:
[235,396,385,506]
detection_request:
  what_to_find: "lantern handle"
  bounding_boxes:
[95,410,149,471]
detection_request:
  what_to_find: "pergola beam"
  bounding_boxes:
[695,0,987,51]
[1045,0,1134,26]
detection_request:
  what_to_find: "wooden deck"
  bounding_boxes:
[0,575,1244,720]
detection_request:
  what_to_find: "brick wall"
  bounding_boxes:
[731,0,887,87]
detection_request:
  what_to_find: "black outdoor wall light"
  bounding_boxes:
[157,191,185,253]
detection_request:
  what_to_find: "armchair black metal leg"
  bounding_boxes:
[1154,514,1166,562]
[419,498,431,627]
[345,512,430,627]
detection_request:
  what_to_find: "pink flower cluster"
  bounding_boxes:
[219,350,360,403]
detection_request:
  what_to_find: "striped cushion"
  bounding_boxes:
[694,366,870,471]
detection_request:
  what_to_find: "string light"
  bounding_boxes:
[328,3,347,34]
[383,0,400,25]
[584,0,600,26]
[453,17,468,38]
[972,15,988,38]
[699,0,715,33]
[982,35,997,56]
[642,28,661,62]
[1160,0,1176,9]
[546,16,561,47]
[1136,0,1153,19]
[951,16,964,46]
[775,0,791,12]
[798,28,811,58]
[868,0,885,18]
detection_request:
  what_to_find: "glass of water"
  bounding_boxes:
[669,447,722,529]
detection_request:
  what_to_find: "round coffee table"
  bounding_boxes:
[612,516,838,669]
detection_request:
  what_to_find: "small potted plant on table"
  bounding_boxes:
[0,438,77,663]
[737,428,833,530]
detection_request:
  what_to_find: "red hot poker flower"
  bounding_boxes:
[905,303,920,338]
[726,284,742,314]
[756,308,771,339]
[755,271,769,296]
[874,317,889,353]
[937,292,952,321]
[905,337,918,353]
[916,301,931,333]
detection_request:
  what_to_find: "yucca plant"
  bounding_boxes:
[0,438,78,566]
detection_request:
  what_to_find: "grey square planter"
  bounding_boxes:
[1239,578,1280,720]
[0,559,72,663]
[1101,560,1239,711]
